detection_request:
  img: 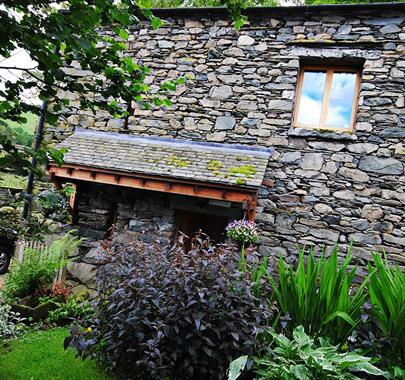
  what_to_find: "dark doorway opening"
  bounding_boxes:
[176,210,231,251]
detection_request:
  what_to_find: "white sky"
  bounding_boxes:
[0,49,37,82]
[0,50,39,105]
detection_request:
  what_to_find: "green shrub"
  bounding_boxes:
[268,245,369,343]
[0,297,25,340]
[65,239,273,380]
[368,254,405,366]
[48,298,94,323]
[3,233,80,301]
[229,326,386,380]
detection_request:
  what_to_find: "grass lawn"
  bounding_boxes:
[0,112,37,136]
[0,327,114,380]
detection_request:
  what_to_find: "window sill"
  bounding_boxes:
[288,127,358,141]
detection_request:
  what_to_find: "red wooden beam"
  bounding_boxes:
[47,164,258,205]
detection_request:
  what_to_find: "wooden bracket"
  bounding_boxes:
[47,164,259,208]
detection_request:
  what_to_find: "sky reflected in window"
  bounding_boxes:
[297,71,326,126]
[326,72,357,129]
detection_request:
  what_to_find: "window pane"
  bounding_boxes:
[326,72,357,129]
[297,71,326,126]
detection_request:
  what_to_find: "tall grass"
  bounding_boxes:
[368,253,405,365]
[269,245,371,343]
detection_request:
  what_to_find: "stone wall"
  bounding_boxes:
[74,183,176,247]
[48,5,405,268]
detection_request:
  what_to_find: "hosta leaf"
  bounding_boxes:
[293,325,311,348]
[290,364,310,380]
[228,356,248,380]
[350,362,387,376]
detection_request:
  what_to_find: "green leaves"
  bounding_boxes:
[368,254,405,365]
[234,15,248,31]
[66,238,273,379]
[47,147,67,167]
[77,37,94,50]
[227,355,248,380]
[118,29,129,40]
[3,232,80,301]
[269,245,369,343]
[252,326,386,380]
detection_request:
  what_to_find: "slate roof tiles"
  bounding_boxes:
[57,129,272,189]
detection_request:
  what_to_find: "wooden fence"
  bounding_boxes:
[14,240,66,283]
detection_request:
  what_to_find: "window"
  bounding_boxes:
[293,66,361,131]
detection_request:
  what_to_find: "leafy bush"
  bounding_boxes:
[66,238,273,380]
[0,297,25,340]
[38,190,67,213]
[36,281,72,304]
[229,326,386,380]
[268,245,369,343]
[3,233,80,301]
[49,298,94,324]
[367,254,405,367]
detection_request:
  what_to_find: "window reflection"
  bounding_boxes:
[326,72,357,129]
[297,71,326,126]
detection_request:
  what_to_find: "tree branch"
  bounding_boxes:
[0,66,38,71]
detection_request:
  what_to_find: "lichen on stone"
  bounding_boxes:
[207,159,223,170]
[235,155,251,162]
[207,159,223,176]
[235,178,247,185]
[228,164,257,179]
[166,155,190,168]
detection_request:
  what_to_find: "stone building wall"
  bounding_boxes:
[48,4,405,268]
[74,183,176,247]
[72,180,243,243]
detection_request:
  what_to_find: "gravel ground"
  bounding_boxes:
[0,275,4,290]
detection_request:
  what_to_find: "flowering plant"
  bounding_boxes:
[226,219,258,245]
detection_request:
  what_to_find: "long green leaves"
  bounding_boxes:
[269,245,369,343]
[368,253,405,364]
[3,232,80,300]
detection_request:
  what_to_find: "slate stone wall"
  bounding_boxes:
[49,5,405,268]
[74,183,176,247]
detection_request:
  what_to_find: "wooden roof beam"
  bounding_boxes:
[47,165,257,204]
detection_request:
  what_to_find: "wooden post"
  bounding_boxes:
[14,241,25,263]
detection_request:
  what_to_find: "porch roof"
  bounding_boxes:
[52,129,272,189]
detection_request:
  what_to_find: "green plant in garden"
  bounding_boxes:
[3,233,80,301]
[226,219,258,271]
[368,253,405,366]
[268,245,371,343]
[0,297,25,341]
[48,298,94,324]
[65,238,273,380]
[228,326,386,380]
